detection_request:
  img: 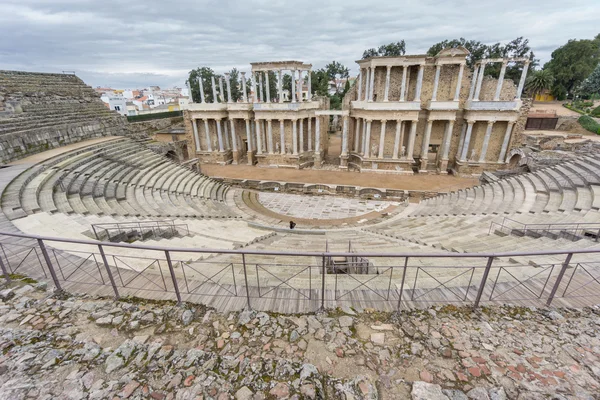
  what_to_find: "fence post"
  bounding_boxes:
[320,255,326,311]
[241,253,251,310]
[0,249,11,283]
[37,239,62,291]
[546,253,573,307]
[98,244,120,299]
[92,225,99,241]
[396,257,409,311]
[474,256,494,308]
[164,250,182,304]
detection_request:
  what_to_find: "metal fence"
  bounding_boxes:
[0,230,599,312]
[489,217,600,242]
[91,220,190,242]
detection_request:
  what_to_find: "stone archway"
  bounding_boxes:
[508,154,521,168]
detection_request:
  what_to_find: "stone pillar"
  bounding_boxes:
[315,117,321,151]
[499,122,515,163]
[468,64,479,100]
[473,62,486,101]
[308,118,312,151]
[494,62,507,101]
[441,120,454,161]
[516,61,530,99]
[292,119,298,155]
[267,119,273,154]
[211,76,218,104]
[479,121,495,163]
[307,71,312,101]
[230,119,238,156]
[291,70,297,103]
[187,82,192,103]
[224,73,232,103]
[216,119,224,152]
[456,123,467,159]
[368,67,375,102]
[357,70,363,101]
[256,119,263,155]
[223,119,231,150]
[203,119,212,152]
[431,65,441,101]
[278,70,283,102]
[297,70,303,102]
[414,65,424,102]
[460,121,475,161]
[251,73,257,103]
[354,118,361,152]
[393,120,402,159]
[241,72,247,102]
[299,118,304,153]
[265,71,271,103]
[400,66,407,102]
[244,119,252,151]
[406,121,418,161]
[364,67,370,101]
[364,120,372,158]
[280,119,285,154]
[454,63,465,101]
[198,78,205,103]
[378,120,387,159]
[384,66,391,101]
[258,72,264,102]
[420,119,433,170]
[219,77,225,103]
[192,119,200,151]
[361,120,367,155]
[341,116,349,156]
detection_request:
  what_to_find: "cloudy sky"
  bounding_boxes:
[0,0,598,89]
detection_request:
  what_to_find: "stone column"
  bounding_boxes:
[384,66,391,101]
[498,121,515,163]
[357,70,363,101]
[406,121,418,161]
[216,119,224,152]
[431,65,441,101]
[241,72,247,102]
[420,119,433,170]
[299,118,304,153]
[211,76,218,104]
[460,121,475,161]
[494,62,507,101]
[291,70,297,103]
[479,121,495,163]
[187,82,192,103]
[198,78,205,103]
[224,73,232,103]
[361,120,367,155]
[473,62,486,101]
[267,119,273,154]
[223,119,231,149]
[297,70,303,102]
[292,119,298,155]
[278,70,283,102]
[456,124,467,159]
[341,116,349,156]
[230,119,238,152]
[251,73,257,103]
[265,71,271,103]
[219,77,225,103]
[414,65,424,102]
[378,120,387,159]
[315,117,321,151]
[400,66,408,102]
[393,120,402,159]
[308,118,312,151]
[258,72,264,102]
[441,120,455,161]
[364,120,372,158]
[244,119,252,151]
[368,66,375,102]
[192,119,200,151]
[468,64,480,101]
[255,119,263,155]
[307,71,312,101]
[203,119,212,152]
[280,119,285,154]
[454,63,465,101]
[516,61,530,99]
[364,67,370,101]
[354,118,361,152]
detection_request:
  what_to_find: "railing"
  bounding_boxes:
[91,220,190,242]
[489,217,600,242]
[0,230,599,312]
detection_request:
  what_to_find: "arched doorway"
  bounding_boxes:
[508,154,521,169]
[165,150,178,162]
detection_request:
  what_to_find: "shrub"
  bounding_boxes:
[578,115,600,134]
[591,105,600,117]
[127,111,183,122]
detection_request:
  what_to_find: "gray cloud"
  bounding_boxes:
[0,0,598,88]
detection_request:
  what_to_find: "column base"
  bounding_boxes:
[419,158,428,171]
[438,159,449,171]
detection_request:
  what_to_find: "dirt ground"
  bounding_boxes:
[530,101,581,117]
[201,164,478,191]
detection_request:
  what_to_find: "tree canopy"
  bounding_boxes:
[362,41,406,59]
[578,63,600,97]
[525,69,554,99]
[545,34,600,99]
[324,61,350,94]
[187,67,220,103]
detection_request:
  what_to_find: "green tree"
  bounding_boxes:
[577,63,600,97]
[362,41,406,59]
[187,67,217,103]
[310,70,330,97]
[545,34,600,99]
[283,73,293,98]
[324,61,350,94]
[427,38,487,68]
[525,69,554,99]
[226,68,242,102]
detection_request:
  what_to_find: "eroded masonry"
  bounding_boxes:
[184,48,531,175]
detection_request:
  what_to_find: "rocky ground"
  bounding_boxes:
[0,277,599,399]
